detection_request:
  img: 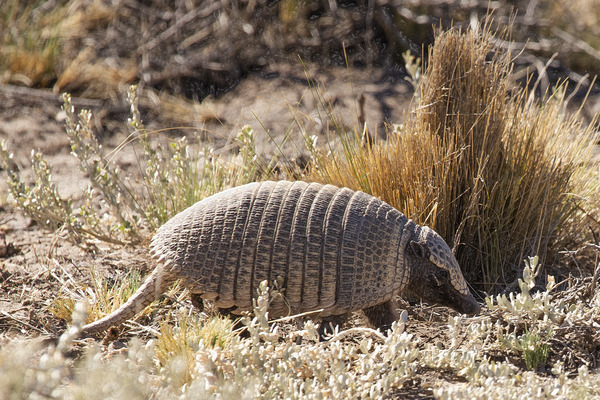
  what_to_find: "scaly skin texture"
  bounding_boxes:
[81,180,480,335]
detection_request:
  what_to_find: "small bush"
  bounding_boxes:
[307,24,599,292]
[1,85,274,244]
[519,328,551,370]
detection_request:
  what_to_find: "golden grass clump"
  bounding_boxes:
[1,0,126,92]
[51,267,185,328]
[0,1,61,86]
[155,313,238,388]
[309,25,598,292]
[53,46,138,98]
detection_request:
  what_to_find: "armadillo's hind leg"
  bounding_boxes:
[190,293,204,312]
[216,305,238,316]
[362,300,400,332]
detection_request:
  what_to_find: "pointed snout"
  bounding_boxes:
[456,293,481,315]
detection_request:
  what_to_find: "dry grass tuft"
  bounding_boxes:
[0,0,119,88]
[141,88,221,126]
[155,313,238,388]
[308,24,598,292]
[1,1,61,86]
[54,46,138,98]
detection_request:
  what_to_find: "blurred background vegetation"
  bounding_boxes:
[2,0,600,108]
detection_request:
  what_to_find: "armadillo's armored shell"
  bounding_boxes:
[150,181,413,317]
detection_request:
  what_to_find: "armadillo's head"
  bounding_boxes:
[404,226,480,315]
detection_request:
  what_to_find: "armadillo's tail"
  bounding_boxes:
[80,264,173,336]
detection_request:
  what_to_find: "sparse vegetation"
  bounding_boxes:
[4,264,600,399]
[1,85,274,244]
[2,3,600,399]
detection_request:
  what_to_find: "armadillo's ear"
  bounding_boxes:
[409,241,431,259]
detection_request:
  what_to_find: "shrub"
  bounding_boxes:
[307,24,598,292]
[1,86,274,244]
[6,266,600,399]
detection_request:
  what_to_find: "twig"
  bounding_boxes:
[551,27,600,62]
[136,3,223,55]
[590,228,600,298]
[0,311,45,334]
[560,243,600,255]
[269,308,326,324]
[0,84,104,108]
[325,327,387,343]
[526,53,558,108]
[123,320,161,337]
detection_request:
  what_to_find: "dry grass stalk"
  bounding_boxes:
[141,88,221,126]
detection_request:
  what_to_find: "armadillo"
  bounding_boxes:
[81,180,480,335]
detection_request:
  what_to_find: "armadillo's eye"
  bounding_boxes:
[432,269,449,286]
[409,241,431,259]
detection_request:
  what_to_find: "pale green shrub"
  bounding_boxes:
[486,256,570,323]
[1,85,272,245]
